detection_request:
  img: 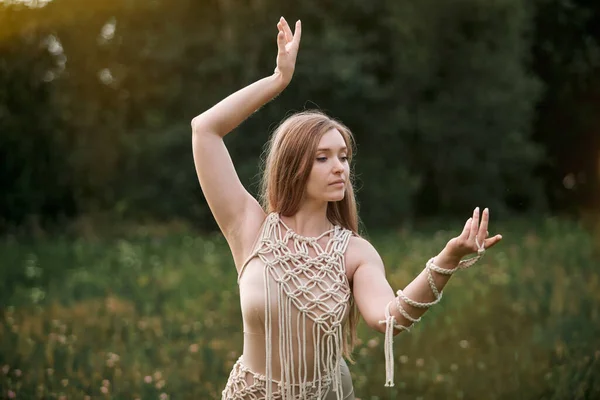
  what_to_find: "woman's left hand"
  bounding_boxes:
[443,207,503,262]
[274,17,302,85]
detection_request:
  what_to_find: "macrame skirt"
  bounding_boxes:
[221,356,355,400]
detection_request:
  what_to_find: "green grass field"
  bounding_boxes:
[1,217,599,399]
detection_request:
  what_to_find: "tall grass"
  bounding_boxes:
[1,217,599,399]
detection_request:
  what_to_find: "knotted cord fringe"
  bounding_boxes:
[378,247,484,387]
[223,213,353,399]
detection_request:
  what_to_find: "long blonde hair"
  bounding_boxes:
[259,109,360,362]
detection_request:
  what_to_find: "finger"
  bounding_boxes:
[281,17,293,43]
[459,218,472,240]
[484,234,503,249]
[469,207,479,240]
[277,29,286,53]
[292,20,302,47]
[478,208,489,242]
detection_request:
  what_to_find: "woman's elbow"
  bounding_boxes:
[191,116,204,134]
[191,117,221,139]
[367,317,387,334]
[368,316,410,336]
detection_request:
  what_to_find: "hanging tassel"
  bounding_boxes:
[378,300,410,387]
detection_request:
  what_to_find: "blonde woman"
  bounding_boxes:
[191,16,503,400]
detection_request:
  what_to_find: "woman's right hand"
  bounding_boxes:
[274,17,302,85]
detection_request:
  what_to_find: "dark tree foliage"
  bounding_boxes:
[0,0,597,232]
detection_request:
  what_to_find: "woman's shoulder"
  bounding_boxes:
[346,234,378,256]
[343,234,382,277]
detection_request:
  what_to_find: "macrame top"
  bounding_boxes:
[237,212,354,399]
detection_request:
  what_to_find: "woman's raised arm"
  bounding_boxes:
[191,17,301,266]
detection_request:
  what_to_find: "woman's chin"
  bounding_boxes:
[325,193,345,202]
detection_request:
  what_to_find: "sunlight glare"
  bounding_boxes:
[0,0,53,8]
[99,17,116,43]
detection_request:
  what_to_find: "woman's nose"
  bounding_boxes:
[332,159,344,172]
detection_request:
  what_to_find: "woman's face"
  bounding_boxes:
[304,128,350,204]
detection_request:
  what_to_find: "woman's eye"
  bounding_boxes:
[316,155,348,163]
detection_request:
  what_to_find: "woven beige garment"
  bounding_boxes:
[223,212,354,400]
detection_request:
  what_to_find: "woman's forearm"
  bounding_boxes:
[191,72,289,138]
[379,249,462,387]
[380,209,500,387]
[389,247,461,325]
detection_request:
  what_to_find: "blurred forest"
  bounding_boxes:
[1,0,599,233]
[2,2,600,398]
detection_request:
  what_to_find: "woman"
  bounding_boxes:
[191,16,503,400]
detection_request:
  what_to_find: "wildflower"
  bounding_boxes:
[189,344,199,353]
[367,338,378,348]
[160,393,169,400]
[153,371,162,380]
[156,380,165,389]
[450,363,458,372]
[2,365,9,375]
[399,355,409,364]
[106,352,120,368]
[144,375,152,383]
[47,368,54,376]
[416,358,425,367]
[102,379,110,387]
[459,340,469,349]
[61,379,69,387]
[7,391,16,399]
[100,386,109,394]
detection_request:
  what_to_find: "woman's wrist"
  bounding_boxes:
[433,247,462,270]
[271,70,292,90]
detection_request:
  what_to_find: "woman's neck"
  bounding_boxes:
[280,203,331,237]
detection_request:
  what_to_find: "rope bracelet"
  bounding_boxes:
[378,240,486,387]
